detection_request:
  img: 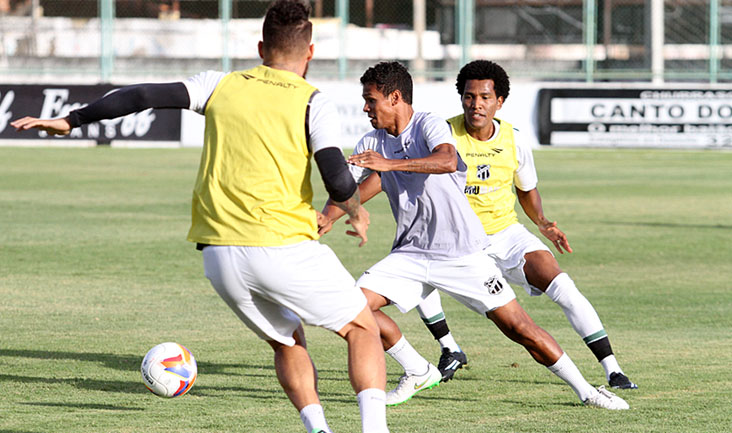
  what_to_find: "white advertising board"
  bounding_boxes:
[538,88,732,148]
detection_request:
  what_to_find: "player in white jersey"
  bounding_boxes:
[320,61,629,411]
[12,2,389,432]
[413,60,637,391]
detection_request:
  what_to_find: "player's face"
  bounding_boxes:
[461,79,504,134]
[362,83,395,130]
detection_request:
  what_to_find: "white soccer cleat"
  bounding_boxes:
[583,385,630,410]
[386,363,442,406]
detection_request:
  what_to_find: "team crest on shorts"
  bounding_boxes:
[484,276,504,295]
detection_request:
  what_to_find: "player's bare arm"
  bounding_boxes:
[348,143,457,174]
[320,173,382,237]
[516,187,572,254]
[329,188,370,247]
[313,146,373,246]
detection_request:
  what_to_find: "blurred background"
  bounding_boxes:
[2,1,732,149]
[1,0,731,84]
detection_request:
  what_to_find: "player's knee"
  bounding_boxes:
[545,272,580,307]
[493,306,542,344]
[361,287,388,311]
[338,306,380,339]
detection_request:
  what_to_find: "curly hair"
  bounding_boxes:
[455,60,510,101]
[262,0,312,54]
[360,61,413,105]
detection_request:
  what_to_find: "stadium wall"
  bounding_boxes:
[3,80,732,149]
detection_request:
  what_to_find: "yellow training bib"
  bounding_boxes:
[449,115,519,235]
[187,65,319,246]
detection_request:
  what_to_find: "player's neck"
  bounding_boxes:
[466,118,495,142]
[262,58,308,78]
[386,105,415,137]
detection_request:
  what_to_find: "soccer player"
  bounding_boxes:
[11,1,390,432]
[319,61,629,410]
[414,59,637,390]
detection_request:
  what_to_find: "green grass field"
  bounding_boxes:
[1,147,730,433]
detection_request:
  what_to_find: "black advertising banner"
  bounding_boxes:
[0,84,181,142]
[538,88,732,148]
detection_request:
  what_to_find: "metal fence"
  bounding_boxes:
[1,0,731,83]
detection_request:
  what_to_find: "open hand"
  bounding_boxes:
[539,221,573,254]
[11,116,73,136]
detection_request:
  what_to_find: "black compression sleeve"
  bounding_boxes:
[314,147,358,203]
[67,82,190,128]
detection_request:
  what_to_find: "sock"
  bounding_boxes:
[437,332,461,353]
[545,273,612,352]
[586,334,613,362]
[385,335,430,376]
[299,404,331,433]
[417,291,461,352]
[599,354,623,380]
[357,388,389,433]
[547,352,597,402]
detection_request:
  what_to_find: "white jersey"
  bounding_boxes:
[350,112,490,260]
[480,119,538,192]
[182,70,342,154]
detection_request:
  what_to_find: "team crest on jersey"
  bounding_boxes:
[476,164,491,181]
[484,277,504,295]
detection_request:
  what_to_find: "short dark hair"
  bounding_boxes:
[359,61,413,105]
[262,0,312,55]
[455,60,510,101]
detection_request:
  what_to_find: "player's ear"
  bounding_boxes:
[258,41,264,59]
[496,96,504,110]
[390,90,402,106]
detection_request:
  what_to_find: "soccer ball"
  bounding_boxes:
[141,342,198,398]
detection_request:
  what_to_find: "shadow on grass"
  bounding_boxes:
[0,430,46,433]
[0,373,146,394]
[20,402,144,411]
[499,398,578,409]
[0,348,352,381]
[0,348,358,400]
[0,372,290,400]
[0,348,280,375]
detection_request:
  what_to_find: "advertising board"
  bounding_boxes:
[538,88,732,148]
[0,84,181,144]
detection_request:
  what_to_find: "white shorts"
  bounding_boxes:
[485,223,553,296]
[357,250,515,316]
[202,241,367,346]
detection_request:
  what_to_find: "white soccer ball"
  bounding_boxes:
[141,342,198,398]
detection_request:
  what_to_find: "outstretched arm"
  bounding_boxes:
[319,172,382,236]
[314,147,371,246]
[11,82,190,135]
[347,143,457,174]
[516,187,572,254]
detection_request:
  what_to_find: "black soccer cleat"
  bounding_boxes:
[437,348,468,382]
[608,372,638,390]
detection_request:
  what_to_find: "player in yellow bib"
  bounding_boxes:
[416,60,637,390]
[11,1,390,432]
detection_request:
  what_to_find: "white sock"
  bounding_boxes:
[547,353,597,402]
[545,273,605,340]
[299,404,331,433]
[385,336,430,376]
[600,354,623,380]
[357,388,389,433]
[438,333,461,353]
[416,290,444,318]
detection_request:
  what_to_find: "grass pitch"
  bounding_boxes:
[0,147,730,433]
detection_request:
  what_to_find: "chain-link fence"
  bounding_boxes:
[0,0,731,83]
